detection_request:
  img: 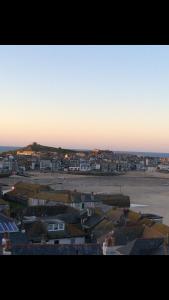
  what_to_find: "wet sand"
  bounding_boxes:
[1,170,169,225]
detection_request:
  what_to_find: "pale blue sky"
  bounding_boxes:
[0,45,169,151]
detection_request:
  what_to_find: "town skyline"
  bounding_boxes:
[1,45,169,152]
[2,142,169,156]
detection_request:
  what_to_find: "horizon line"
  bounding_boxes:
[0,144,169,155]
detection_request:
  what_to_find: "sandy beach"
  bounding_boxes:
[1,170,169,225]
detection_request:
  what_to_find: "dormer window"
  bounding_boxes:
[48,224,54,231]
[47,222,65,232]
[58,223,64,230]
[54,224,59,231]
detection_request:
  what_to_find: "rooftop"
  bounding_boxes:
[117,238,164,255]
[0,199,9,205]
[10,243,102,255]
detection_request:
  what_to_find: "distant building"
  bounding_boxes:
[146,166,156,172]
[0,158,13,172]
[17,150,35,156]
[68,159,80,171]
[158,164,169,171]
[76,152,86,158]
[70,192,98,210]
[79,160,91,172]
[52,160,62,171]
[40,160,52,171]
[90,163,101,171]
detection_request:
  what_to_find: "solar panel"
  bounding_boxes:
[3,223,9,231]
[7,222,14,232]
[0,221,19,232]
[11,222,19,232]
[0,223,5,232]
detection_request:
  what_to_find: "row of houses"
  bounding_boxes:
[38,158,131,172]
[0,202,168,255]
[2,147,168,174]
[25,159,169,174]
[1,181,169,255]
[2,182,130,209]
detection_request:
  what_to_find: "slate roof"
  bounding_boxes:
[118,238,164,255]
[11,243,102,255]
[151,243,169,255]
[94,194,130,207]
[83,215,104,229]
[92,219,115,242]
[91,208,125,241]
[92,207,144,245]
[104,208,124,223]
[70,192,96,203]
[141,213,163,220]
[114,225,144,245]
[0,199,9,205]
[54,213,80,224]
[26,221,86,241]
[116,240,136,255]
[24,204,79,217]
[25,209,80,223]
[34,191,71,204]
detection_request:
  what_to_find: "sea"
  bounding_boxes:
[115,151,169,158]
[0,146,20,153]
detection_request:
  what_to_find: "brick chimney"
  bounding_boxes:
[103,232,116,255]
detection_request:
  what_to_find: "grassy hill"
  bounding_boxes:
[22,142,76,154]
[1,142,76,155]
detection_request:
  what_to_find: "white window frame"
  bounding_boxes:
[48,223,65,232]
[58,223,64,230]
[48,224,54,231]
[54,223,59,231]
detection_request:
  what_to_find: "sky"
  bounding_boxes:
[0,45,169,152]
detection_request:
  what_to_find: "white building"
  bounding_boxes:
[158,164,169,171]
[0,158,13,171]
[146,166,156,172]
[68,160,80,172]
[69,166,80,171]
[79,160,91,172]
[40,160,52,171]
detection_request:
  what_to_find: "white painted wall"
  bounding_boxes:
[47,236,85,245]
[28,198,45,206]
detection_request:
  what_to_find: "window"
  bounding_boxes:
[0,223,5,232]
[48,223,64,231]
[54,224,59,231]
[48,224,54,231]
[58,223,64,230]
